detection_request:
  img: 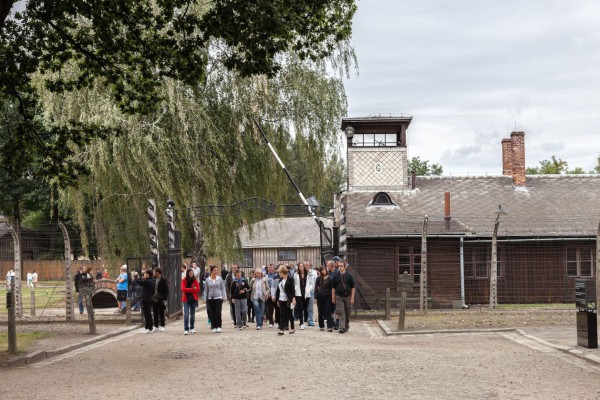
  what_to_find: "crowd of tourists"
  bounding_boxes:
[180,256,356,336]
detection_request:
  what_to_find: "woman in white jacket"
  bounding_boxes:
[293,262,314,330]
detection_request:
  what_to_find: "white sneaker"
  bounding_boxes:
[190,329,196,334]
[184,330,189,335]
[300,324,305,330]
[216,327,222,333]
[212,328,217,333]
[268,324,274,328]
[141,329,150,334]
[159,326,166,332]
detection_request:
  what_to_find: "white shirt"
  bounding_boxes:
[278,278,288,301]
[27,273,33,282]
[192,267,201,279]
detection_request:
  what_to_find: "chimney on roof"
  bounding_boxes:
[501,138,513,176]
[500,132,526,187]
[444,191,451,230]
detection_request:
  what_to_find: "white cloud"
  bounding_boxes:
[345,0,600,174]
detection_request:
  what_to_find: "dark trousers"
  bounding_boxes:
[229,300,236,325]
[336,295,351,330]
[278,301,294,330]
[153,301,166,328]
[294,296,309,325]
[142,300,153,330]
[247,297,254,321]
[206,299,223,329]
[331,302,339,329]
[266,297,277,325]
[317,295,333,329]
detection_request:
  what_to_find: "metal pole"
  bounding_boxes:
[253,118,328,241]
[59,222,74,321]
[7,279,17,354]
[490,217,499,308]
[8,225,23,318]
[420,216,428,314]
[460,236,465,306]
[596,220,600,314]
[30,287,35,316]
[385,288,391,319]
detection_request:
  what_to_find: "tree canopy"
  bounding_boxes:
[526,155,593,175]
[0,1,356,260]
[408,156,443,176]
[0,0,356,185]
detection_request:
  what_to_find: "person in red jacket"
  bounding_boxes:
[181,268,200,335]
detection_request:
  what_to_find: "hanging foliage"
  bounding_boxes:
[42,48,353,261]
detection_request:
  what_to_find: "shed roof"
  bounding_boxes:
[345,175,600,238]
[238,217,332,248]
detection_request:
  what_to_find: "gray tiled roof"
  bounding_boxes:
[345,175,600,238]
[239,217,333,248]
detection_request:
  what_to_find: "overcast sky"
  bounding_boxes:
[344,0,600,175]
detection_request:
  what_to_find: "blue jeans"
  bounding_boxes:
[78,292,84,313]
[306,293,315,325]
[183,301,197,331]
[252,298,265,327]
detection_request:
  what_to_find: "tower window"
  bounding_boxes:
[353,133,397,147]
[372,192,394,205]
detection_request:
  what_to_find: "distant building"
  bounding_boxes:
[339,116,600,308]
[237,217,332,268]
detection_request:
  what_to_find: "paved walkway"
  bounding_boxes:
[2,309,600,399]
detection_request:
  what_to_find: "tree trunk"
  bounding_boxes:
[192,221,206,270]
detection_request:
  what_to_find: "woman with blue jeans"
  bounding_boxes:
[250,268,270,330]
[181,269,200,335]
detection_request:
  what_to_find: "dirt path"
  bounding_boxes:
[2,309,600,399]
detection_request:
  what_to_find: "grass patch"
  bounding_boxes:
[0,331,54,354]
[0,282,67,314]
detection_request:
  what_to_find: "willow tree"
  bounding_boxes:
[42,47,352,262]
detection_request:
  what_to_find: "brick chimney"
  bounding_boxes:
[501,138,513,176]
[511,132,526,186]
[500,132,526,187]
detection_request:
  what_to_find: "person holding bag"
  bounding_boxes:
[181,268,200,335]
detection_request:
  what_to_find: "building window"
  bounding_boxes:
[464,247,503,279]
[398,245,421,285]
[352,133,397,147]
[278,249,297,262]
[371,192,393,206]
[566,247,595,277]
[243,251,253,268]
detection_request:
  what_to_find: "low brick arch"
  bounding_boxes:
[92,288,118,308]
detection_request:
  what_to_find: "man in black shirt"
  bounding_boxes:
[331,261,355,334]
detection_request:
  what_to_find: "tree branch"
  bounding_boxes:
[0,0,16,31]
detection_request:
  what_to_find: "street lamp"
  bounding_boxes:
[490,205,507,308]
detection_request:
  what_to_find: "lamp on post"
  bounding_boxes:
[490,205,507,308]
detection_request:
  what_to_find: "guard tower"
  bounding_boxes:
[341,115,412,191]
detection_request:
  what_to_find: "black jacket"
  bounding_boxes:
[74,271,82,292]
[135,278,155,302]
[231,278,250,300]
[275,276,295,307]
[155,276,169,302]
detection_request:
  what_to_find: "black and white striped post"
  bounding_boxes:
[147,199,160,268]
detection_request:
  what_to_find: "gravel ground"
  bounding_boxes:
[1,307,599,399]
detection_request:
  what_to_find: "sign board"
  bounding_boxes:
[575,279,596,311]
[397,273,414,293]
